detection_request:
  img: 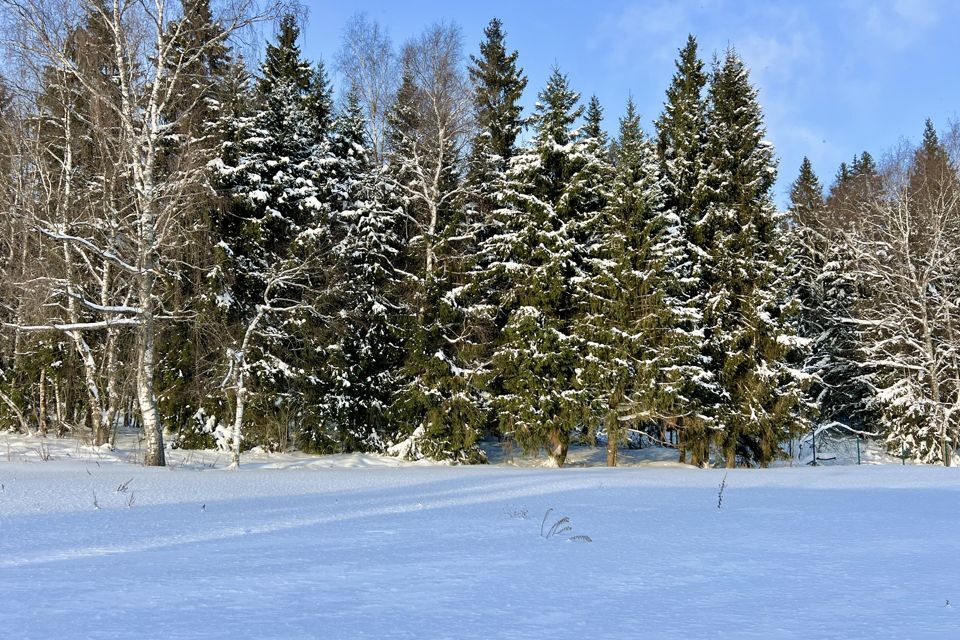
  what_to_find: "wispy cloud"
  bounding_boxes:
[860,0,941,49]
[590,0,724,65]
[579,0,956,202]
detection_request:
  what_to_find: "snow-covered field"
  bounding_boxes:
[1,433,958,639]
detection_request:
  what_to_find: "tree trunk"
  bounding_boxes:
[725,447,736,468]
[0,389,29,434]
[100,258,120,448]
[102,327,121,448]
[690,432,709,468]
[547,430,568,467]
[62,353,75,436]
[63,242,107,445]
[138,268,164,466]
[721,430,736,468]
[38,369,47,436]
[230,367,246,468]
[605,410,618,467]
[53,380,65,437]
[689,427,701,466]
[921,314,947,466]
[678,426,687,464]
[228,305,268,468]
[69,333,107,446]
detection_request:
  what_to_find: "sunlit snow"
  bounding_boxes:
[0,433,957,639]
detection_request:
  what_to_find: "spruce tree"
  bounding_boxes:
[483,68,596,466]
[163,0,232,140]
[786,157,829,354]
[789,158,824,228]
[575,97,693,465]
[157,0,237,440]
[786,158,828,422]
[696,49,808,467]
[582,95,607,145]
[214,14,329,309]
[788,155,880,448]
[466,18,527,220]
[566,95,613,449]
[787,157,869,440]
[462,19,528,442]
[654,35,714,464]
[304,92,406,453]
[656,35,708,219]
[258,14,314,97]
[208,13,332,450]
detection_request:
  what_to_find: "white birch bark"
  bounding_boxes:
[2,0,270,465]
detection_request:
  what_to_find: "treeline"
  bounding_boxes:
[0,1,955,467]
[790,122,960,465]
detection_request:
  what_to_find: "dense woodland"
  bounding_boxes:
[0,0,958,467]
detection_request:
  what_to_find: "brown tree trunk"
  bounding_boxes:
[691,432,709,468]
[54,379,65,437]
[725,447,736,469]
[606,410,618,467]
[547,430,568,467]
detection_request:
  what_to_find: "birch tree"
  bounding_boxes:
[335,13,397,166]
[385,24,485,463]
[222,259,315,467]
[852,122,960,465]
[1,0,269,465]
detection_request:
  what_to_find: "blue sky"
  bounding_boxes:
[299,0,960,205]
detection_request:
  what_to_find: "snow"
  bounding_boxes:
[1,433,959,639]
[214,290,234,309]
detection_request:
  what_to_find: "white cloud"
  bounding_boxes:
[735,31,817,86]
[861,0,941,49]
[590,0,725,65]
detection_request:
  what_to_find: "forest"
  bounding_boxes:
[0,0,958,468]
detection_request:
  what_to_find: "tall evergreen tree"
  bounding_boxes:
[787,158,874,444]
[789,158,824,228]
[157,0,238,440]
[303,91,406,453]
[258,14,314,96]
[786,156,829,352]
[163,0,232,139]
[466,18,527,219]
[462,18,528,443]
[696,48,809,467]
[582,95,607,145]
[656,35,708,220]
[575,97,693,465]
[207,13,333,452]
[654,35,714,464]
[482,68,598,466]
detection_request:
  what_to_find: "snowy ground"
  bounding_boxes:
[0,433,958,639]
